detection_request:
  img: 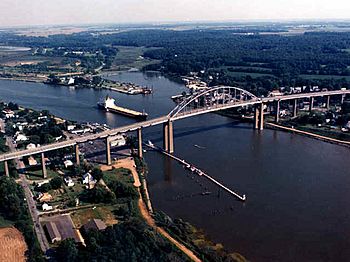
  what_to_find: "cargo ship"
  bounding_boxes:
[98,96,148,120]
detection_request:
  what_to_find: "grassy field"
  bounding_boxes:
[103,167,134,185]
[299,74,350,80]
[111,46,161,71]
[71,206,118,228]
[25,168,59,180]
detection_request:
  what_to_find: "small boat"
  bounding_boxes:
[147,140,154,147]
[194,144,206,149]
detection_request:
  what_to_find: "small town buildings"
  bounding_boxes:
[110,134,126,147]
[82,173,95,185]
[2,109,15,118]
[44,222,62,243]
[82,219,107,233]
[64,176,75,187]
[28,156,38,166]
[42,203,53,211]
[26,143,37,150]
[64,159,74,168]
[14,133,28,142]
[67,124,76,131]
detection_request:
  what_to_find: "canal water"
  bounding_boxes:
[1,72,350,261]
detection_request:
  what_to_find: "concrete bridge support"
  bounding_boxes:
[293,99,298,118]
[4,160,9,177]
[259,103,264,130]
[137,128,143,158]
[309,97,314,112]
[163,120,174,153]
[168,120,174,154]
[106,137,111,166]
[341,94,345,104]
[275,100,280,123]
[254,106,259,129]
[75,144,80,166]
[326,96,330,110]
[163,122,169,152]
[41,153,47,179]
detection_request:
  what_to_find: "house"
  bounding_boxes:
[268,90,283,97]
[67,125,76,131]
[64,177,75,187]
[26,143,36,150]
[42,203,53,211]
[2,109,15,118]
[64,160,73,168]
[82,173,95,185]
[44,222,61,243]
[14,133,28,142]
[110,134,126,147]
[28,156,38,166]
[82,219,107,233]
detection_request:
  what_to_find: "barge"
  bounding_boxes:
[98,96,148,120]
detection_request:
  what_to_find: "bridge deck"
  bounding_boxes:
[0,89,349,162]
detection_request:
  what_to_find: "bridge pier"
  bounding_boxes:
[106,137,111,166]
[168,120,174,154]
[137,128,143,158]
[341,94,345,104]
[4,160,9,177]
[326,96,330,110]
[254,106,259,129]
[163,122,169,152]
[293,99,298,117]
[259,103,264,130]
[41,153,47,179]
[75,144,80,166]
[309,97,314,112]
[275,100,280,123]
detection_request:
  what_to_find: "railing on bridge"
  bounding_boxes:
[168,86,259,119]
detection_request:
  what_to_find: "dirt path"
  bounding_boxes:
[0,227,27,262]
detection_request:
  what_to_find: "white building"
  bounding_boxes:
[26,143,37,150]
[110,134,126,147]
[15,133,28,142]
[64,177,75,187]
[82,173,95,185]
[64,160,74,168]
[2,109,15,119]
[42,203,53,211]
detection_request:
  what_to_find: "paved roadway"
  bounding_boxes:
[0,90,350,162]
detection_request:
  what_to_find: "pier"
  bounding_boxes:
[145,142,246,201]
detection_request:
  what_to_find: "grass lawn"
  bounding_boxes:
[103,168,134,185]
[25,168,59,180]
[112,46,161,70]
[70,206,118,228]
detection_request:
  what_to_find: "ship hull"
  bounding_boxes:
[97,102,147,120]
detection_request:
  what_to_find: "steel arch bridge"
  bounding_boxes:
[168,86,261,120]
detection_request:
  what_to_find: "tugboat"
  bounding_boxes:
[98,96,148,120]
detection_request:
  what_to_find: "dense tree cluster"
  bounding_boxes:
[0,177,44,261]
[55,218,189,262]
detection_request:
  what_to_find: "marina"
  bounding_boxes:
[145,141,246,201]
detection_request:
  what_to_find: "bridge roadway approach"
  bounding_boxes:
[0,88,350,177]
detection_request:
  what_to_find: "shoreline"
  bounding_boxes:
[265,122,350,148]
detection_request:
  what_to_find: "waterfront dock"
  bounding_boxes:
[145,142,246,201]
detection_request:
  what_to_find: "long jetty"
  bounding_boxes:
[145,142,246,201]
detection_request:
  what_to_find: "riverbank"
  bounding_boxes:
[266,122,350,147]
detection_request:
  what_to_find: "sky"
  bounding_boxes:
[0,0,349,27]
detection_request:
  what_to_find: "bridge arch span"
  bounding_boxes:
[168,85,259,120]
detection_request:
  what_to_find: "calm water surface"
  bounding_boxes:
[1,72,350,261]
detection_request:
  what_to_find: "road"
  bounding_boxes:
[18,174,50,253]
[5,135,50,253]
